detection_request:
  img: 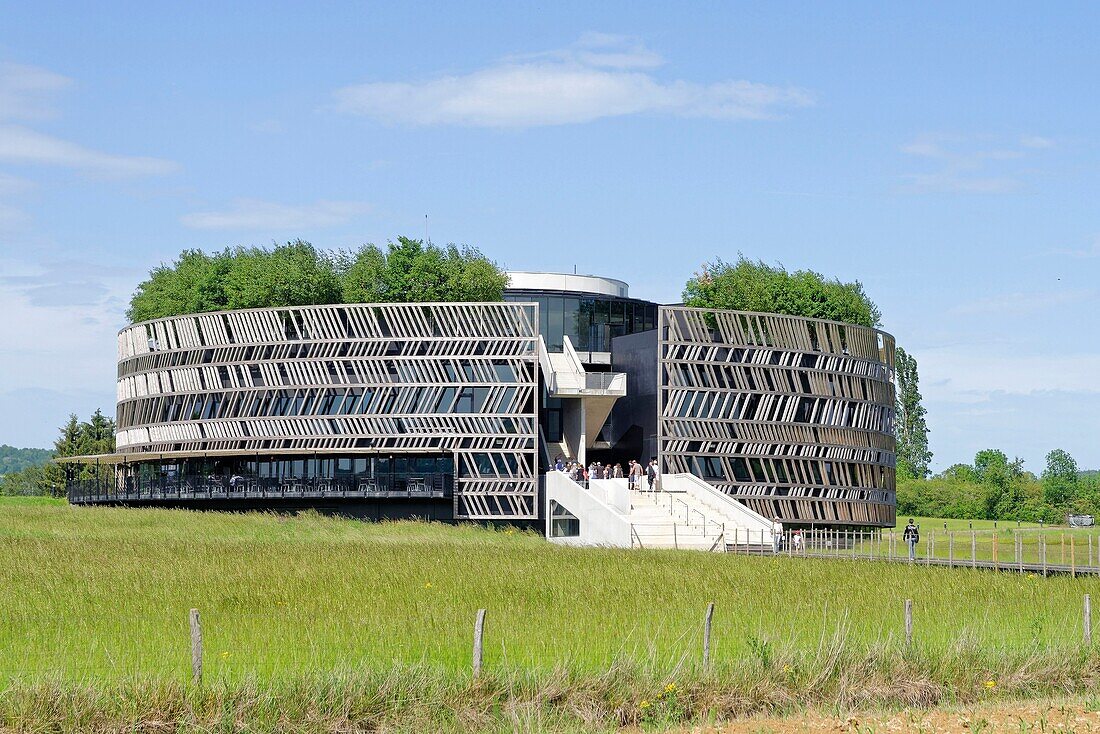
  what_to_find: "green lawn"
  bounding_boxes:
[3,498,1100,731]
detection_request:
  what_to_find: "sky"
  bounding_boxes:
[0,2,1098,472]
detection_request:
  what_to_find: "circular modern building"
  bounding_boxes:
[64,271,896,529]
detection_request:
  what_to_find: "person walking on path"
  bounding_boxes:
[903,518,920,562]
[792,530,803,554]
[646,458,659,492]
[771,517,783,554]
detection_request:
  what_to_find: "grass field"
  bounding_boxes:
[3,498,1100,732]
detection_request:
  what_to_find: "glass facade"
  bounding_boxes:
[76,453,459,501]
[504,290,658,353]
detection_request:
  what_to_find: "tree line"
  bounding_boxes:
[897,448,1099,524]
[0,412,115,497]
[0,445,52,476]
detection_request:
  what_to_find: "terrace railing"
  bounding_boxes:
[67,472,454,504]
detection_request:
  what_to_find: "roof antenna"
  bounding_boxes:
[574,264,577,274]
[425,214,429,243]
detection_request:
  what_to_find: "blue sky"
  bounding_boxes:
[1,2,1098,472]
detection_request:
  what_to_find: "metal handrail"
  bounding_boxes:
[664,492,725,550]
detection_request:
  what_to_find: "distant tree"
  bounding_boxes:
[0,445,53,475]
[894,347,932,479]
[342,237,508,303]
[34,411,116,497]
[1042,448,1079,508]
[681,255,882,328]
[0,465,46,496]
[937,463,979,483]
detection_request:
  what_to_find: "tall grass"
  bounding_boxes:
[2,499,1099,731]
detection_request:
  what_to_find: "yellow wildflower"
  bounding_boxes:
[783,664,793,674]
[665,682,676,693]
[639,699,651,709]
[220,651,230,659]
[983,680,996,690]
[424,582,433,589]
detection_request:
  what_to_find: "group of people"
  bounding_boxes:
[553,456,661,491]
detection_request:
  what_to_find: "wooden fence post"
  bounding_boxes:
[971,531,976,569]
[1085,595,1092,646]
[992,531,998,566]
[904,599,913,646]
[189,608,202,686]
[1042,538,1048,578]
[703,602,715,670]
[473,608,486,678]
[1072,536,1077,578]
[949,531,954,568]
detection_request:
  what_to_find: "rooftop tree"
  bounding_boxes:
[681,256,882,328]
[341,237,508,303]
[127,237,507,322]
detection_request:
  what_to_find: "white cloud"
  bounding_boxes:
[0,124,177,177]
[949,289,1096,316]
[0,62,176,178]
[900,133,1051,194]
[333,34,812,128]
[0,171,33,194]
[1020,135,1055,149]
[1046,236,1100,259]
[180,198,371,230]
[0,200,25,228]
[0,62,71,121]
[919,347,1100,401]
[0,257,131,402]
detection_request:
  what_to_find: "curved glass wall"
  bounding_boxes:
[504,290,658,353]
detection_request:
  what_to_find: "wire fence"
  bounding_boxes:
[2,593,1097,686]
[773,526,1100,576]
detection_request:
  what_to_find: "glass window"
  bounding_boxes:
[547,297,565,351]
[565,297,583,350]
[538,297,549,342]
[610,300,625,326]
[546,409,562,441]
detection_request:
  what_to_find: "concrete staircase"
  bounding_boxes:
[628,489,726,550]
[546,472,779,552]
